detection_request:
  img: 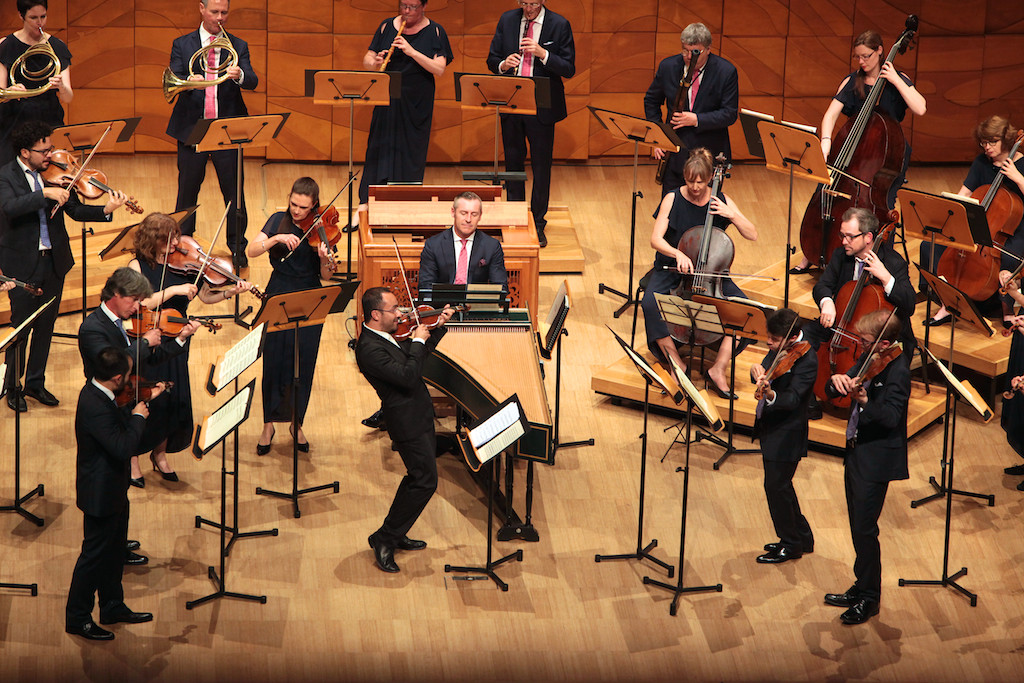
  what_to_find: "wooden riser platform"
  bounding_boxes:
[591,348,948,451]
[538,205,585,273]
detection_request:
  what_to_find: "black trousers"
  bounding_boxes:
[65,502,129,628]
[175,141,248,253]
[4,251,61,392]
[763,459,814,551]
[844,462,890,602]
[500,114,555,231]
[377,430,438,545]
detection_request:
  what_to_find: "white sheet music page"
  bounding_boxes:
[213,323,265,391]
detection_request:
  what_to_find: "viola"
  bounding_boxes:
[798,15,918,268]
[41,149,143,214]
[754,340,812,401]
[298,205,342,249]
[114,375,174,408]
[166,235,265,300]
[0,267,42,296]
[1003,375,1024,400]
[125,307,221,338]
[393,304,468,340]
[850,343,903,392]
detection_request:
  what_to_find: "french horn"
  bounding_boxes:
[0,40,61,104]
[162,24,239,104]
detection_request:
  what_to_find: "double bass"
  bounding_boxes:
[799,15,918,268]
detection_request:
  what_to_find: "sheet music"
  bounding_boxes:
[543,280,570,352]
[211,323,265,392]
[470,401,520,449]
[196,383,253,453]
[466,396,527,465]
[924,347,993,422]
[668,356,724,432]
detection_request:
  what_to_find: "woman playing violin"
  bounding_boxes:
[640,147,757,399]
[126,212,251,485]
[998,277,1024,491]
[246,177,336,454]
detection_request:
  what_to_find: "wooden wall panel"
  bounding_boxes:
[985,0,1024,33]
[782,36,850,98]
[69,26,134,88]
[266,96,333,161]
[852,0,922,39]
[133,87,177,152]
[589,32,653,93]
[787,0,853,37]
[557,95,590,160]
[725,36,786,98]
[426,100,463,163]
[268,0,332,34]
[586,93,646,157]
[266,32,334,98]
[980,35,1024,103]
[909,36,983,162]
[722,0,788,37]
[730,95,783,161]
[66,87,135,153]
[917,0,986,37]
[657,0,724,36]
[68,0,133,28]
[591,0,657,33]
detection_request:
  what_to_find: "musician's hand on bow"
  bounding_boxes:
[172,283,199,301]
[276,233,301,251]
[819,299,836,328]
[143,328,162,347]
[674,250,694,274]
[670,111,697,128]
[132,400,150,419]
[42,185,69,207]
[751,364,766,384]
[412,323,431,341]
[829,373,857,396]
[103,189,127,214]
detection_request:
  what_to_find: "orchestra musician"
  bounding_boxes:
[790,29,927,274]
[128,212,247,484]
[823,310,909,626]
[65,347,163,641]
[246,177,336,455]
[166,0,257,268]
[640,147,757,400]
[362,190,507,431]
[999,278,1024,491]
[358,0,452,215]
[750,308,816,564]
[487,0,576,248]
[644,22,739,196]
[0,0,72,167]
[357,286,453,574]
[921,116,1024,326]
[0,120,127,412]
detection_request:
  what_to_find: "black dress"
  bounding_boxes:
[135,261,195,454]
[0,34,71,166]
[358,18,453,203]
[1003,317,1024,460]
[261,212,323,425]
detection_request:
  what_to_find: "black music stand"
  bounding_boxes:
[187,378,266,609]
[538,280,593,452]
[98,206,199,261]
[642,354,723,615]
[595,326,677,578]
[0,297,55,528]
[741,110,829,307]
[899,347,994,606]
[195,323,277,557]
[911,269,995,509]
[445,394,528,591]
[454,72,538,186]
[590,107,683,318]
[189,112,289,325]
[308,70,396,278]
[253,284,348,518]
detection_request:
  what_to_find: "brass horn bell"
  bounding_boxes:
[162,30,238,104]
[0,40,62,104]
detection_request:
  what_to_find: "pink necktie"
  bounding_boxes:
[520,20,535,77]
[204,35,217,119]
[688,69,701,110]
[454,239,469,285]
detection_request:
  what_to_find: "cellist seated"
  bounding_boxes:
[639,147,757,400]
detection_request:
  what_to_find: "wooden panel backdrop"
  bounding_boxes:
[5,0,1023,163]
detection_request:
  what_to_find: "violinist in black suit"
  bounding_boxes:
[823,310,910,626]
[356,286,452,574]
[750,309,816,565]
[0,120,125,411]
[165,0,257,266]
[65,347,164,641]
[486,0,575,247]
[645,22,739,196]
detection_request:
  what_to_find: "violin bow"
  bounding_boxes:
[190,202,231,290]
[152,227,178,333]
[853,307,899,382]
[761,314,801,381]
[50,124,113,219]
[391,236,421,327]
[282,176,356,262]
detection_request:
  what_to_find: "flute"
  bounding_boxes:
[379,18,407,72]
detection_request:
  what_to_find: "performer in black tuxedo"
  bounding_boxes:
[645,22,739,196]
[356,286,452,573]
[486,0,575,247]
[65,347,164,641]
[165,0,257,267]
[0,120,125,411]
[823,310,910,625]
[750,309,816,564]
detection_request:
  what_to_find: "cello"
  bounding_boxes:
[814,219,897,408]
[799,16,918,268]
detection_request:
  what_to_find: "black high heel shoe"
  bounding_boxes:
[923,314,952,327]
[290,426,310,453]
[703,370,738,401]
[150,455,179,482]
[256,427,275,456]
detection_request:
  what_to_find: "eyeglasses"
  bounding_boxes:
[29,146,53,155]
[980,138,1002,148]
[376,305,401,314]
[399,3,422,10]
[839,232,865,242]
[852,53,875,63]
[520,2,542,8]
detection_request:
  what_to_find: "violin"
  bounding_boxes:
[166,235,265,300]
[393,304,467,340]
[1003,375,1024,400]
[114,375,173,408]
[850,343,903,392]
[41,149,143,214]
[0,267,42,296]
[754,340,812,401]
[125,307,222,338]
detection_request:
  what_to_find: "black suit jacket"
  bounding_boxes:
[78,307,186,380]
[0,159,109,279]
[756,346,817,462]
[486,8,575,125]
[75,382,147,517]
[355,326,445,441]
[165,30,258,144]
[644,52,739,160]
[418,229,508,293]
[812,242,917,350]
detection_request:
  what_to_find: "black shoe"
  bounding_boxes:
[24,386,59,406]
[129,476,145,489]
[788,264,814,275]
[537,231,548,248]
[764,541,813,554]
[368,533,399,573]
[256,427,275,455]
[824,588,860,608]
[756,546,802,564]
[395,536,427,551]
[66,621,114,641]
[233,251,248,269]
[840,598,879,625]
[923,314,952,327]
[362,409,387,430]
[290,427,309,452]
[126,539,141,552]
[125,551,149,566]
[703,370,738,400]
[1017,479,1024,491]
[1004,464,1024,475]
[150,455,178,482]
[100,608,153,625]
[7,392,26,412]
[808,399,823,421]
